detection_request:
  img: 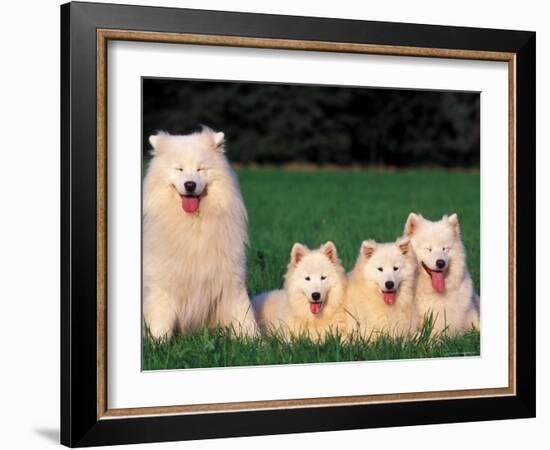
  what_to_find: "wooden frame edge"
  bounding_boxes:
[101,387,515,419]
[95,28,517,420]
[508,55,517,395]
[97,29,108,419]
[98,29,515,61]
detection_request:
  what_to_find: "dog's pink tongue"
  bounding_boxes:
[383,292,396,305]
[182,196,199,213]
[431,271,446,293]
[310,303,321,315]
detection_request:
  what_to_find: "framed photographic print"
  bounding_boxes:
[60,1,536,447]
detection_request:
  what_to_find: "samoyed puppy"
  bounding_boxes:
[345,238,418,338]
[252,242,347,342]
[404,213,480,335]
[142,127,257,339]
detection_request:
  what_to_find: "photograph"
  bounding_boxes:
[141,78,481,370]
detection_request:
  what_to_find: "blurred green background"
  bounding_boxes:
[143,79,479,167]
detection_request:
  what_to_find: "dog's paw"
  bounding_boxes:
[147,322,174,341]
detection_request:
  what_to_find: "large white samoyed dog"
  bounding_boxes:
[404,213,480,335]
[142,128,257,339]
[345,238,418,337]
[252,242,348,342]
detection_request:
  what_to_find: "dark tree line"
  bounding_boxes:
[143,79,479,167]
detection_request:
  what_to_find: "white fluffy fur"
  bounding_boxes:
[252,242,347,342]
[142,128,257,339]
[404,213,480,335]
[345,238,418,338]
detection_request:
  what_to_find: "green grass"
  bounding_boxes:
[143,167,480,370]
[143,318,480,370]
[240,168,480,295]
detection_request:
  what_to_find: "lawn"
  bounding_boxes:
[143,167,480,370]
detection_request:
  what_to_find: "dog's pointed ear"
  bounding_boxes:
[200,125,226,152]
[404,212,421,238]
[321,241,338,264]
[290,243,308,266]
[213,131,225,149]
[148,131,169,155]
[361,240,377,259]
[207,131,225,153]
[447,213,461,237]
[396,237,411,255]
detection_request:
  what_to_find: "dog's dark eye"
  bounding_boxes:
[321,276,326,280]
[426,248,432,252]
[377,267,383,272]
[442,247,447,251]
[197,167,204,172]
[393,266,399,271]
[305,276,310,281]
[175,168,183,172]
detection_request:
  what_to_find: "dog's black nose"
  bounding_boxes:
[184,181,196,192]
[311,292,321,301]
[436,259,446,269]
[385,281,394,290]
